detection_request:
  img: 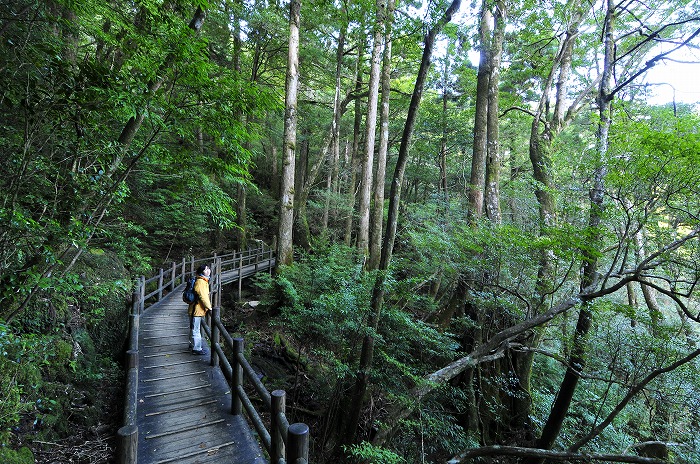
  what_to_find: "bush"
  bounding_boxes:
[0,446,34,464]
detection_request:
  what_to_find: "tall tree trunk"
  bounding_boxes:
[467,4,491,221]
[271,143,279,198]
[344,32,365,246]
[294,129,312,250]
[344,0,462,446]
[530,0,586,304]
[507,1,587,444]
[357,0,387,257]
[438,51,450,208]
[368,0,395,271]
[276,0,301,267]
[323,16,346,236]
[484,2,504,223]
[528,2,615,458]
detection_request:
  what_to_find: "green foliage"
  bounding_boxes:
[0,446,34,464]
[346,441,405,464]
[259,244,370,359]
[0,325,33,442]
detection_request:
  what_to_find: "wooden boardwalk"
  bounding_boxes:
[135,289,266,464]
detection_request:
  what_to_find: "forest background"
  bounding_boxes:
[1,0,700,463]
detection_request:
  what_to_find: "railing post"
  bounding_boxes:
[131,290,139,316]
[216,257,222,307]
[210,306,220,368]
[128,314,139,352]
[181,258,186,285]
[170,262,176,291]
[269,248,274,276]
[123,349,139,424]
[139,276,145,313]
[117,424,137,464]
[157,268,164,301]
[238,250,243,302]
[118,348,139,464]
[231,338,244,415]
[271,390,286,464]
[287,423,310,463]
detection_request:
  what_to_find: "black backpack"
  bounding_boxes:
[182,276,198,304]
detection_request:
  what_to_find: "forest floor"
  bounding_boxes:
[12,379,121,464]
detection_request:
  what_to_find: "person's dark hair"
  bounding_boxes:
[196,264,208,275]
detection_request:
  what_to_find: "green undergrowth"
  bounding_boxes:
[0,250,130,458]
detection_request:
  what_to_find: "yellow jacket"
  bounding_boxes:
[188,276,212,317]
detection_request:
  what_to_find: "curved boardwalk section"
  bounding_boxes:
[136,289,265,464]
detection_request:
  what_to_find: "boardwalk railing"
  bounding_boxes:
[117,243,310,464]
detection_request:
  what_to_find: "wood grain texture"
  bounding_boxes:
[136,291,266,464]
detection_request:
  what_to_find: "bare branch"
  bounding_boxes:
[450,445,668,463]
[609,24,700,100]
[569,347,700,451]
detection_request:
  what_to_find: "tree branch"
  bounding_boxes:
[569,347,700,451]
[608,24,700,101]
[450,445,668,464]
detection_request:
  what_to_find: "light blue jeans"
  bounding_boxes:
[190,316,203,351]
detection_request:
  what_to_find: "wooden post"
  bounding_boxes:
[181,258,186,285]
[287,423,310,463]
[271,390,286,463]
[216,257,223,307]
[117,424,137,464]
[211,306,220,368]
[170,262,176,291]
[231,338,243,415]
[128,314,139,352]
[122,349,139,426]
[269,247,274,276]
[157,268,164,300]
[139,276,145,314]
[271,236,277,272]
[238,251,243,302]
[254,247,259,274]
[131,290,139,316]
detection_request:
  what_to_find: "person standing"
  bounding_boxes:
[188,264,212,355]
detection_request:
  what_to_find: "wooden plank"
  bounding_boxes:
[135,290,264,464]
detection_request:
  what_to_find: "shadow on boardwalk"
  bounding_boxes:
[136,289,266,464]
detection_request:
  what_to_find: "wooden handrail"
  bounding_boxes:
[118,244,309,464]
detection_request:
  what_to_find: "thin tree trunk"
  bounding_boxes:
[527,3,615,458]
[323,18,347,236]
[437,48,450,211]
[294,129,312,250]
[357,0,387,257]
[467,4,491,221]
[368,0,395,271]
[484,2,505,223]
[344,0,462,445]
[322,21,347,234]
[344,32,365,246]
[271,143,279,198]
[276,0,301,267]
